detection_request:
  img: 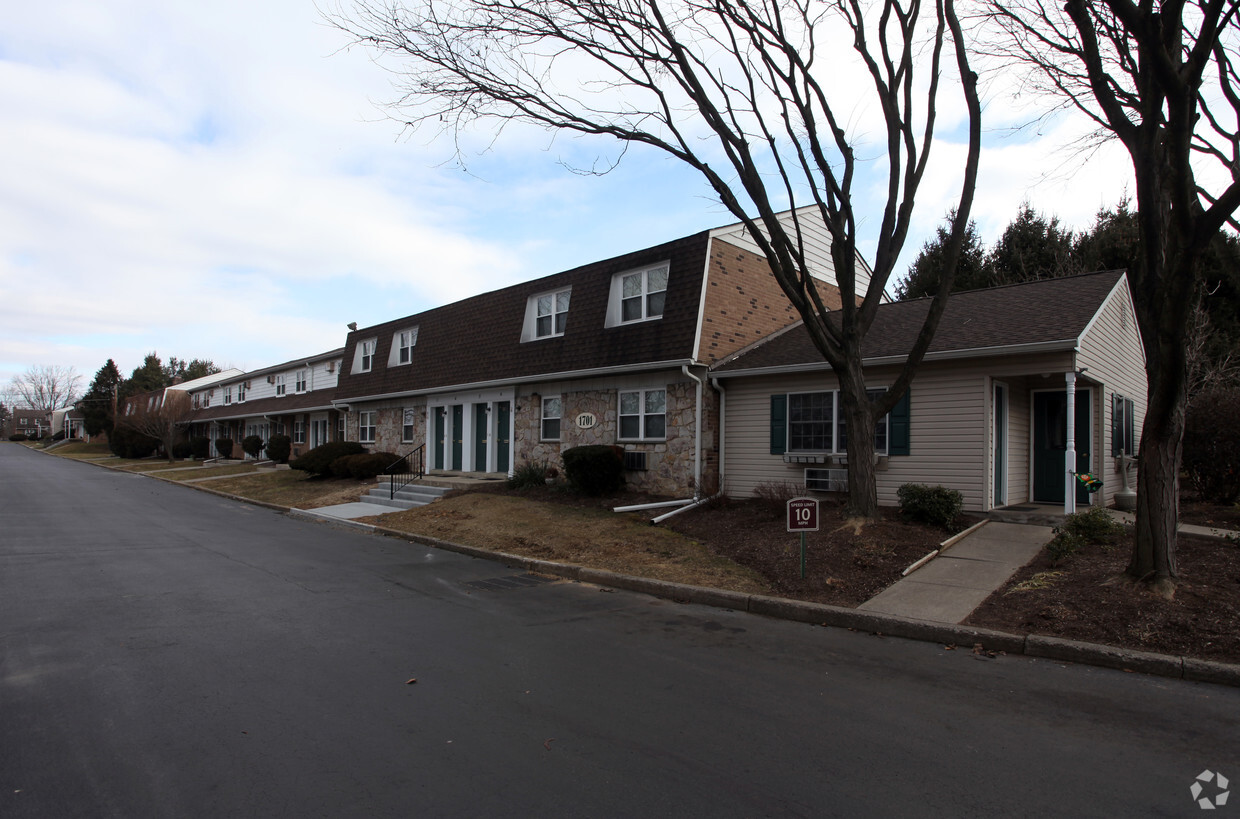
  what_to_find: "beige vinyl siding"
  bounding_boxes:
[1075,277,1147,508]
[708,206,873,294]
[720,352,1078,512]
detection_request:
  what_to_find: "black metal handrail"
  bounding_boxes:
[386,444,425,499]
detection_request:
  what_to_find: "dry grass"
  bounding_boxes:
[358,493,772,594]
[47,442,113,458]
[171,464,263,481]
[204,470,371,509]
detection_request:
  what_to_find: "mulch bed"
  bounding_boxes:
[966,532,1240,664]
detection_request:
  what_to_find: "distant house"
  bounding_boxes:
[330,209,859,495]
[10,409,51,440]
[188,352,344,459]
[50,408,87,440]
[708,271,1146,513]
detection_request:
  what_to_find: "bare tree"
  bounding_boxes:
[328,0,982,516]
[984,0,1240,592]
[7,365,83,412]
[117,389,195,463]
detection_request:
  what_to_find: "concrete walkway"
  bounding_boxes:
[295,502,384,521]
[859,522,1053,624]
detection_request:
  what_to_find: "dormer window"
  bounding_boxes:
[355,338,377,373]
[391,328,419,366]
[605,262,669,327]
[537,290,570,338]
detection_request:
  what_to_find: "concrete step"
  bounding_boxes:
[362,482,451,510]
[988,504,1068,527]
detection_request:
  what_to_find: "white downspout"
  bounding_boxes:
[682,365,704,499]
[711,376,726,495]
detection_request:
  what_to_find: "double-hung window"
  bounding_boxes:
[295,370,307,393]
[360,340,376,372]
[293,421,305,444]
[237,383,247,402]
[536,290,570,338]
[402,408,415,443]
[1112,394,1136,456]
[785,389,889,455]
[620,264,668,323]
[359,411,376,443]
[541,396,562,440]
[274,374,286,396]
[224,386,232,405]
[836,389,889,455]
[397,329,418,364]
[619,389,666,440]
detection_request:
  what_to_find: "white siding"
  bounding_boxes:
[709,206,874,295]
[720,353,1077,513]
[1076,277,1147,508]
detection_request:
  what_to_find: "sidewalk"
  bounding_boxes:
[858,522,1053,624]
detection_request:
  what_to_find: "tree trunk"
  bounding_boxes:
[839,364,879,519]
[1128,364,1186,583]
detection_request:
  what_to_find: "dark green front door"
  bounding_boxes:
[451,405,463,470]
[474,404,488,472]
[496,402,511,473]
[1033,390,1092,504]
[433,408,445,470]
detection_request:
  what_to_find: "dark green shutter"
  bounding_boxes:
[1124,397,1135,455]
[770,394,787,455]
[1111,393,1122,457]
[888,390,911,456]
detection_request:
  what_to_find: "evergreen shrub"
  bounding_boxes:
[215,438,234,459]
[896,483,964,529]
[241,435,265,459]
[265,434,292,464]
[330,451,399,480]
[290,441,367,477]
[562,445,624,496]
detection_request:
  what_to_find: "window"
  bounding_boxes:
[295,370,307,393]
[237,382,247,402]
[360,340,376,372]
[537,290,570,338]
[397,329,418,364]
[1112,394,1136,456]
[402,408,415,443]
[620,264,668,323]
[782,389,890,454]
[619,389,666,440]
[788,392,834,452]
[274,374,286,396]
[224,386,232,405]
[294,421,305,444]
[359,411,376,443]
[542,396,562,440]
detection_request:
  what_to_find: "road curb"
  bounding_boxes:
[53,451,1240,689]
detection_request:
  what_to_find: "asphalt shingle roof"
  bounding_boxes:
[712,270,1126,372]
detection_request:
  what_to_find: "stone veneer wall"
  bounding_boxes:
[350,400,428,456]
[513,381,719,496]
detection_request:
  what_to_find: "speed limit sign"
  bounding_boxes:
[787,497,819,532]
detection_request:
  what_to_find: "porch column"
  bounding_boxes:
[1064,371,1077,515]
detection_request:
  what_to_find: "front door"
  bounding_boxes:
[433,408,445,470]
[496,401,511,474]
[451,405,463,471]
[1033,390,1092,504]
[474,404,488,472]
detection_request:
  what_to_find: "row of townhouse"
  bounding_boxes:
[5,409,52,439]
[162,208,1146,514]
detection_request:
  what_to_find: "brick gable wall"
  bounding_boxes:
[698,238,841,364]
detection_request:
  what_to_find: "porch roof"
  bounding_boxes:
[711,270,1125,375]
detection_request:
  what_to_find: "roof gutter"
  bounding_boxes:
[332,358,696,408]
[710,338,1080,379]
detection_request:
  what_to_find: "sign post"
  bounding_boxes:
[786,497,820,579]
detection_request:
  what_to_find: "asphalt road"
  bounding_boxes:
[2,444,1236,817]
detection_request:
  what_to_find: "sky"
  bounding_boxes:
[1,0,1138,398]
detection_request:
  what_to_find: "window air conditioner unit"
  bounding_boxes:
[622,451,647,471]
[267,376,275,384]
[805,468,848,492]
[326,362,336,373]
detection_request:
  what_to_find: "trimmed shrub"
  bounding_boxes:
[1047,505,1126,563]
[1183,386,1240,504]
[508,459,552,489]
[9,434,26,442]
[290,441,367,477]
[241,435,265,459]
[215,438,235,459]
[265,434,292,464]
[190,436,211,460]
[562,445,624,496]
[172,441,194,459]
[52,430,66,442]
[109,426,158,459]
[330,451,400,480]
[897,483,964,529]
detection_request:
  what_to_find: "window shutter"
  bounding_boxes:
[1125,397,1135,455]
[888,390,911,456]
[1111,393,1122,457]
[770,394,787,455]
